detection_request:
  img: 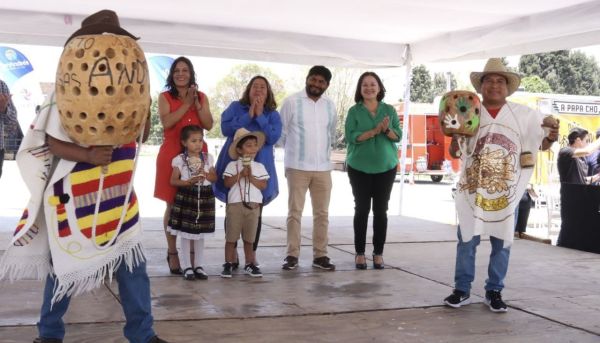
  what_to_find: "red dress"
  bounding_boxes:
[154,91,208,203]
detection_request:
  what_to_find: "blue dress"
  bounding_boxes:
[213,101,282,205]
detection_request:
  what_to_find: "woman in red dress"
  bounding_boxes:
[155,56,213,274]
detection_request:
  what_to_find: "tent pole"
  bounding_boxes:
[398,46,412,215]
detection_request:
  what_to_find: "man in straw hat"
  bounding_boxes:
[0,10,167,343]
[443,58,559,313]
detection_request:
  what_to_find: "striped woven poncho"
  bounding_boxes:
[0,93,145,303]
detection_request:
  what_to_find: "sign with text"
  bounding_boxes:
[553,101,600,115]
[0,46,44,147]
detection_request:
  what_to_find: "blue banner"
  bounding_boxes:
[0,47,33,88]
[149,55,174,94]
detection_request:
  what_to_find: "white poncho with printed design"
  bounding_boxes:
[455,102,544,247]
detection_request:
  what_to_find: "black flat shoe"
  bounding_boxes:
[167,252,182,275]
[355,254,367,270]
[193,266,208,280]
[183,268,195,280]
[373,255,385,270]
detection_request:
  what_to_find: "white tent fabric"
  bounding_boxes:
[1,0,600,67]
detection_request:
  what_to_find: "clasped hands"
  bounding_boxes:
[187,173,206,185]
[249,96,265,118]
[183,85,202,111]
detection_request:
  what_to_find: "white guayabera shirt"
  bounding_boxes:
[279,89,337,172]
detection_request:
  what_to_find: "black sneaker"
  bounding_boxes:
[485,290,508,313]
[312,256,335,270]
[221,262,233,278]
[244,263,263,277]
[444,289,471,308]
[148,336,169,343]
[33,338,63,343]
[282,255,298,270]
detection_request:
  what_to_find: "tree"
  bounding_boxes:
[562,51,600,95]
[327,67,361,149]
[499,57,518,73]
[410,65,433,103]
[521,75,552,93]
[147,95,163,145]
[518,50,600,95]
[207,64,287,138]
[432,72,457,99]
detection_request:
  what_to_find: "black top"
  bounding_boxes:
[558,146,588,184]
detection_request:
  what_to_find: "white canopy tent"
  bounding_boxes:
[2,0,600,213]
[2,0,600,67]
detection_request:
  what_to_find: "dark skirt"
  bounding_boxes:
[168,185,215,239]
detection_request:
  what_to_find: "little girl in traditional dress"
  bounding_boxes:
[168,125,217,280]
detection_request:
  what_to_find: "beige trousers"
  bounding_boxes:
[285,168,332,258]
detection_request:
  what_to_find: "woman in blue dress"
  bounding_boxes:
[214,75,282,266]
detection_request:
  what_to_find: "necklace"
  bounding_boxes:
[184,150,205,223]
[236,161,254,210]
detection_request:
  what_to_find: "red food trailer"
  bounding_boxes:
[396,102,460,182]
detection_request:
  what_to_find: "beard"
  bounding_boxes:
[306,85,325,98]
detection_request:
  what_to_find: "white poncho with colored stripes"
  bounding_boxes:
[0,93,145,303]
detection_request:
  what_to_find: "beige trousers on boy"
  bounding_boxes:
[285,168,332,259]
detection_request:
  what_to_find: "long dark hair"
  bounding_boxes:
[166,56,197,98]
[354,71,386,103]
[239,75,277,111]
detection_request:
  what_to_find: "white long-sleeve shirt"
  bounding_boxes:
[279,90,337,171]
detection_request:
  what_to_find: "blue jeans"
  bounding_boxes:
[37,261,155,343]
[453,229,511,294]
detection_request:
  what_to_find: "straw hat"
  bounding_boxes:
[228,128,266,159]
[470,58,521,96]
[65,9,138,45]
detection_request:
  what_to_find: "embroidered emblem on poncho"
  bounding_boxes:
[459,132,518,211]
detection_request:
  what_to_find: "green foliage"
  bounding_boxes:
[207,64,287,138]
[327,67,362,150]
[499,57,518,73]
[521,75,552,93]
[519,50,600,95]
[147,95,163,145]
[410,65,433,103]
[432,72,457,98]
